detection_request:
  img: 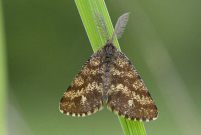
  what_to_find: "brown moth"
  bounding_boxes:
[59,13,158,121]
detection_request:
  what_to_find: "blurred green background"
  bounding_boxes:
[1,0,201,135]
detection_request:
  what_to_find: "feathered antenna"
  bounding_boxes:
[95,12,130,44]
[95,12,110,42]
[110,12,130,43]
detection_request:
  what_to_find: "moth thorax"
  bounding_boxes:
[104,43,115,59]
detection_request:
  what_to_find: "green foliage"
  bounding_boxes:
[0,0,7,134]
[75,0,147,135]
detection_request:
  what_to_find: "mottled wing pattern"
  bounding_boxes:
[107,50,158,121]
[59,49,104,117]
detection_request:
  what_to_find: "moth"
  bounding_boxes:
[59,13,158,121]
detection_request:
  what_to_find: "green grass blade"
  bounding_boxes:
[75,0,147,135]
[75,0,119,51]
[0,0,7,135]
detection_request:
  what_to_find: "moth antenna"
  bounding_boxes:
[95,12,110,42]
[110,12,130,43]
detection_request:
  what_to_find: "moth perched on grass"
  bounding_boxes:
[59,13,158,121]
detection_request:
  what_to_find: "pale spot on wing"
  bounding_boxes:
[65,81,103,99]
[83,65,103,76]
[132,92,153,105]
[73,76,84,87]
[109,84,153,105]
[82,67,90,75]
[126,71,135,78]
[86,81,103,93]
[116,84,124,89]
[89,67,104,75]
[111,67,122,76]
[132,79,144,90]
[90,57,101,66]
[128,100,134,107]
[109,84,130,96]
[81,95,87,104]
[115,57,128,68]
[110,66,135,78]
[65,102,75,108]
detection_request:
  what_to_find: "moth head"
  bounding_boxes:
[104,42,116,58]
